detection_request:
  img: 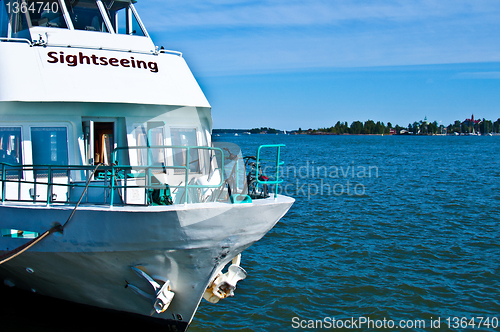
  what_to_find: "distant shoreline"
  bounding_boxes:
[213,129,500,136]
[214,117,500,136]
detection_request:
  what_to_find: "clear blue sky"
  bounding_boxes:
[136,0,500,131]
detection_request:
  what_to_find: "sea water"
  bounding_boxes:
[189,134,500,331]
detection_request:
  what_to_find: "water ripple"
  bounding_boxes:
[190,136,500,331]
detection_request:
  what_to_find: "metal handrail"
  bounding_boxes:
[0,37,182,57]
[0,144,285,204]
[0,163,120,204]
[0,145,225,206]
[0,37,32,45]
[159,49,183,57]
[255,144,285,198]
[111,145,225,206]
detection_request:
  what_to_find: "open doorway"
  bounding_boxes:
[94,122,114,165]
[83,120,116,165]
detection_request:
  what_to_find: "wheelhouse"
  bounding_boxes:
[1,0,147,37]
[1,0,154,51]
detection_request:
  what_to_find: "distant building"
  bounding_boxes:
[465,114,480,125]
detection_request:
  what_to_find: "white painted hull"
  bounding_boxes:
[0,195,294,330]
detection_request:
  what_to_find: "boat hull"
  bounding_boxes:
[0,195,294,330]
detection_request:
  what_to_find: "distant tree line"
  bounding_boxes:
[213,127,282,134]
[249,127,278,134]
[446,119,500,135]
[214,119,500,135]
[305,118,500,135]
[317,120,389,135]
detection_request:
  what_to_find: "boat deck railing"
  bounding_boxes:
[110,145,226,206]
[255,144,285,198]
[0,144,286,206]
[0,145,225,206]
[0,37,182,57]
[0,37,32,45]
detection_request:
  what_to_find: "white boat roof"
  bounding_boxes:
[0,0,211,108]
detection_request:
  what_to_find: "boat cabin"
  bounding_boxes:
[0,0,283,208]
[0,0,235,206]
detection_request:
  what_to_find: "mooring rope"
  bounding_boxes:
[0,163,103,265]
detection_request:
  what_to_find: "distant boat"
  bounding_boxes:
[243,132,251,135]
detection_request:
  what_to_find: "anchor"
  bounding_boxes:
[126,266,175,314]
[203,254,247,304]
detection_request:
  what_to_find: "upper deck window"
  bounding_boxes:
[27,1,68,28]
[0,1,8,37]
[103,0,145,36]
[3,0,31,36]
[2,0,148,37]
[3,0,68,35]
[65,0,108,32]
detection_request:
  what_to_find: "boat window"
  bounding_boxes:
[128,6,144,36]
[148,125,165,165]
[2,0,68,34]
[31,127,68,167]
[0,2,9,37]
[0,127,23,165]
[64,0,108,32]
[4,0,31,36]
[103,0,144,36]
[171,128,200,173]
[134,125,147,166]
[134,122,165,166]
[26,0,68,29]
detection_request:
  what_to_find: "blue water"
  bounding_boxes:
[189,134,500,331]
[1,135,498,331]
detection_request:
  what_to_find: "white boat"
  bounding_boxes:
[0,1,294,330]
